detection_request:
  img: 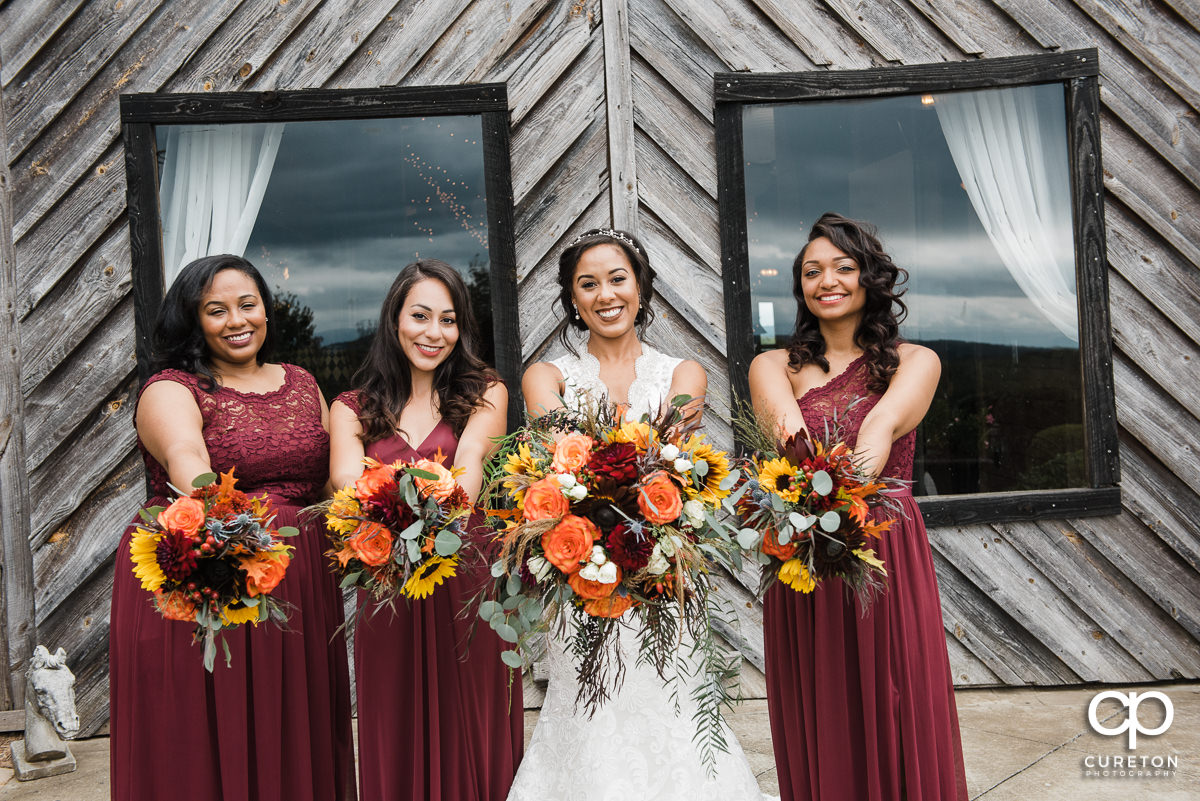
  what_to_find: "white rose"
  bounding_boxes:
[683,499,706,528]
[646,543,670,575]
[578,562,601,581]
[673,457,693,474]
[597,561,619,583]
[527,555,553,583]
[556,473,577,488]
[565,483,588,501]
[659,534,683,558]
[660,443,680,461]
[590,545,608,565]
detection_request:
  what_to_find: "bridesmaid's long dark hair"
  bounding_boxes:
[787,213,908,394]
[151,254,278,392]
[353,260,498,443]
[556,228,656,354]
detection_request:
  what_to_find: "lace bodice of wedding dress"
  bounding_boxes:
[507,342,772,801]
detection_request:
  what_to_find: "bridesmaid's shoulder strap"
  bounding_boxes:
[333,389,363,416]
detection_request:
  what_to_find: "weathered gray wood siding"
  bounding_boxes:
[1,0,1197,735]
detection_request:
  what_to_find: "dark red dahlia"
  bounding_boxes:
[366,496,416,533]
[606,523,654,572]
[590,442,639,485]
[156,529,199,582]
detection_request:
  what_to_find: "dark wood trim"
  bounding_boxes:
[1068,74,1120,488]
[715,101,753,410]
[120,121,164,389]
[918,487,1122,527]
[481,106,524,432]
[715,49,1099,103]
[120,84,508,124]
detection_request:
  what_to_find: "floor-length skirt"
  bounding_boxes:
[109,500,356,801]
[763,492,968,801]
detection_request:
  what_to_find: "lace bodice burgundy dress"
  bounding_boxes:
[508,344,774,801]
[109,364,355,801]
[763,354,968,801]
[336,391,523,801]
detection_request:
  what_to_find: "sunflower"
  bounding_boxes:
[680,435,732,503]
[502,443,544,503]
[403,555,459,600]
[778,558,816,593]
[130,527,167,591]
[220,603,261,626]
[756,457,803,504]
[609,420,656,451]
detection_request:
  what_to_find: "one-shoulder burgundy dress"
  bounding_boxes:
[109,365,356,801]
[337,391,523,801]
[763,355,968,801]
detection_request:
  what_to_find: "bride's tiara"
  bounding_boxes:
[566,228,641,255]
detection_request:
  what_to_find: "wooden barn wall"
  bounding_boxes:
[1,0,1197,735]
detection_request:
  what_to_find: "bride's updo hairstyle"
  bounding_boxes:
[787,212,908,394]
[556,228,656,353]
[151,254,277,392]
[353,259,498,443]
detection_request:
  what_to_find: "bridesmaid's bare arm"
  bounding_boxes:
[328,400,367,491]
[136,380,211,491]
[748,349,809,441]
[667,359,706,424]
[522,362,565,418]
[855,344,940,478]
[455,381,509,502]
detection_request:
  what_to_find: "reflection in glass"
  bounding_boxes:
[742,84,1084,495]
[158,116,492,400]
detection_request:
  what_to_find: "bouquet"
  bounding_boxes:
[320,454,474,604]
[483,398,742,769]
[129,470,295,671]
[730,412,903,605]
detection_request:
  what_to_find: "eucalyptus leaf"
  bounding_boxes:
[519,597,542,624]
[406,539,422,563]
[694,459,709,478]
[489,611,507,631]
[768,493,786,512]
[240,596,260,608]
[203,633,217,673]
[192,472,218,488]
[756,551,773,565]
[401,479,418,507]
[788,512,807,529]
[777,526,793,545]
[500,650,525,669]
[502,595,523,612]
[495,622,519,643]
[506,573,524,597]
[478,600,501,621]
[434,529,462,557]
[554,584,575,603]
[718,469,741,491]
[275,526,299,538]
[400,520,424,540]
[811,469,834,496]
[819,511,841,532]
[221,637,232,669]
[736,528,761,550]
[490,560,507,578]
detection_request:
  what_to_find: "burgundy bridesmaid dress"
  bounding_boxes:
[109,365,356,801]
[337,391,523,801]
[763,354,968,801]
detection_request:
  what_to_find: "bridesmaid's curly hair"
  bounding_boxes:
[787,213,908,394]
[352,260,499,443]
[556,228,656,354]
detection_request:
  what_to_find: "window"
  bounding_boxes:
[715,50,1119,524]
[121,85,521,425]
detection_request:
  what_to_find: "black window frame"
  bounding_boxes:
[714,49,1120,526]
[120,83,523,429]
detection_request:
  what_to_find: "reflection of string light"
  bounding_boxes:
[404,143,488,247]
[921,94,935,105]
[760,268,778,277]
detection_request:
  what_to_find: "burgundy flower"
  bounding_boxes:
[366,496,416,534]
[590,442,639,485]
[606,523,654,572]
[156,529,199,582]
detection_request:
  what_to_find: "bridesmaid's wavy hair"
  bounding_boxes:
[556,228,656,354]
[787,212,908,394]
[151,254,277,392]
[352,260,499,443]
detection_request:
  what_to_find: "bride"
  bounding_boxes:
[509,228,771,800]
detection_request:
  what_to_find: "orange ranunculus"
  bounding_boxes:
[584,594,636,618]
[350,521,393,567]
[412,458,457,500]
[158,496,207,536]
[568,565,622,600]
[637,471,683,525]
[551,432,595,473]
[760,528,800,560]
[523,476,569,521]
[541,515,597,573]
[154,589,197,622]
[241,549,291,597]
[355,460,396,501]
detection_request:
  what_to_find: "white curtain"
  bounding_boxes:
[934,87,1078,342]
[159,123,285,285]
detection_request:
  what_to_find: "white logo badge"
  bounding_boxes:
[1088,690,1173,749]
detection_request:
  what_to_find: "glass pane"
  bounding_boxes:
[742,84,1084,495]
[158,116,492,400]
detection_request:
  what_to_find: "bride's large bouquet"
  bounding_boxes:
[483,397,741,766]
[318,454,473,604]
[129,470,295,671]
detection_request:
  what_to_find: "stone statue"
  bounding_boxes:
[9,645,81,780]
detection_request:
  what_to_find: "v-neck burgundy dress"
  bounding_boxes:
[763,355,968,801]
[109,365,355,801]
[337,391,523,801]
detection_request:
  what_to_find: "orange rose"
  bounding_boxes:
[412,459,457,500]
[568,565,622,600]
[541,515,597,573]
[350,521,393,567]
[154,589,197,622]
[760,528,800,561]
[158,496,206,536]
[584,594,636,618]
[355,460,396,501]
[637,471,683,525]
[241,549,291,596]
[523,476,569,521]
[551,432,595,473]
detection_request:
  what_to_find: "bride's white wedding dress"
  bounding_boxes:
[507,344,771,801]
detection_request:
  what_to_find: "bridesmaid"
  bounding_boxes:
[750,213,967,801]
[329,259,522,801]
[109,255,355,801]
